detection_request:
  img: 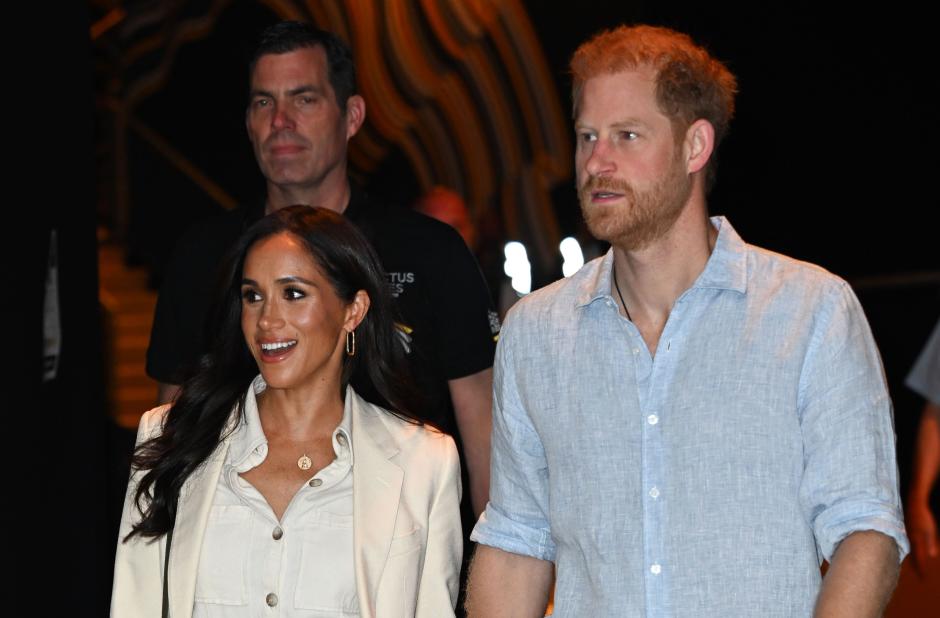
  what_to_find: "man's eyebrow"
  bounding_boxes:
[610,119,645,129]
[286,85,325,97]
[574,118,648,132]
[248,84,326,99]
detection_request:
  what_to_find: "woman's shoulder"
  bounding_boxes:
[352,392,457,456]
[134,404,173,443]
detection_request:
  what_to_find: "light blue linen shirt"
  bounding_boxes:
[906,318,940,405]
[472,217,908,617]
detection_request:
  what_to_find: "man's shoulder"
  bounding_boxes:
[354,196,465,246]
[168,207,254,264]
[745,241,849,296]
[505,254,606,326]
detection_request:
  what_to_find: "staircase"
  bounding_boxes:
[98,233,158,430]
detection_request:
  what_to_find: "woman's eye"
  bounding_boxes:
[285,287,306,300]
[242,289,261,303]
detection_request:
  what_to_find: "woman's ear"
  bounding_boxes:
[344,289,371,332]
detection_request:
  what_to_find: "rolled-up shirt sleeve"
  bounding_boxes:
[471,315,555,562]
[797,280,909,562]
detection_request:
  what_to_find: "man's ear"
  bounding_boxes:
[684,118,715,175]
[345,95,366,140]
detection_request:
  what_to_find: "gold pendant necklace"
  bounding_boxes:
[297,454,312,470]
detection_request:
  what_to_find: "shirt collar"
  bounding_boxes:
[227,375,355,470]
[576,216,748,309]
[690,216,748,294]
[334,391,354,466]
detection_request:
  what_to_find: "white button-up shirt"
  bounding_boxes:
[193,376,359,617]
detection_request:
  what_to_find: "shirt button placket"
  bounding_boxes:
[644,400,664,610]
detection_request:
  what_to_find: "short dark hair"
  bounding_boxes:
[249,20,357,110]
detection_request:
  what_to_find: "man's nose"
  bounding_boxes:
[584,139,614,177]
[271,104,294,130]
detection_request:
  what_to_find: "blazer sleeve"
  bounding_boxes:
[415,432,463,617]
[110,406,170,618]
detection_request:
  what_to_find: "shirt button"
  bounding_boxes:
[649,487,660,499]
[647,414,659,425]
[272,526,283,540]
[265,593,278,607]
[632,348,640,355]
[309,478,323,487]
[650,564,662,575]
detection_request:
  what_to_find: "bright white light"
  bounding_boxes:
[560,237,584,277]
[503,241,532,295]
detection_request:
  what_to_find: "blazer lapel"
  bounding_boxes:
[168,440,230,618]
[350,389,404,618]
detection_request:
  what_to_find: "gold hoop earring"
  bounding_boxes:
[345,330,356,357]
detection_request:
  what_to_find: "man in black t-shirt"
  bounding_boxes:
[146,22,497,532]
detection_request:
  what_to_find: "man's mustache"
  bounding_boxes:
[579,176,631,199]
[263,130,310,149]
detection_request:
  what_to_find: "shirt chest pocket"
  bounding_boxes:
[293,512,359,613]
[195,505,252,606]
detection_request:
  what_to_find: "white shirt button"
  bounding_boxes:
[650,564,662,575]
[647,414,659,425]
[266,592,279,606]
[632,348,640,355]
[272,526,283,540]
[309,478,323,487]
[649,487,660,499]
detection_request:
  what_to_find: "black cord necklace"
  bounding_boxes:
[612,264,633,322]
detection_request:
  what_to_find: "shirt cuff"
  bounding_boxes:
[814,500,910,563]
[470,504,555,562]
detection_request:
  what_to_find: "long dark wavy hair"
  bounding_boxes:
[126,205,422,540]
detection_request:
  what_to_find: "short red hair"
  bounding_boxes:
[571,25,737,186]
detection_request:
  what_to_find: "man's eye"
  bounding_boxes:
[579,133,596,143]
[620,131,638,140]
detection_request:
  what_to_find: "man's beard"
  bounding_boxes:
[578,157,692,250]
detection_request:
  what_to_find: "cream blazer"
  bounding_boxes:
[111,386,462,618]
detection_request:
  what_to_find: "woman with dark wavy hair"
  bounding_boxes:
[111,205,462,618]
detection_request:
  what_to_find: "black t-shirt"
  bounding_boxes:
[147,182,498,438]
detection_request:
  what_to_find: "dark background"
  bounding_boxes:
[35,2,939,614]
